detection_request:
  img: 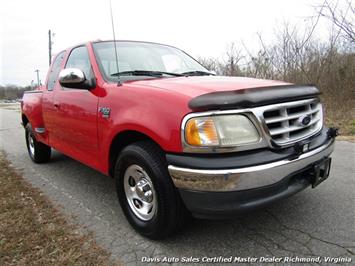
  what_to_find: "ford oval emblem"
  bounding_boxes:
[298,115,311,126]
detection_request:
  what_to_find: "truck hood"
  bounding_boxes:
[128,76,290,98]
[125,76,319,111]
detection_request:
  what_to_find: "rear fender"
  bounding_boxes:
[21,91,48,143]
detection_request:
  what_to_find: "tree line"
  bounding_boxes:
[0,85,33,100]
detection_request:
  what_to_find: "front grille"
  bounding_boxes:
[262,99,323,145]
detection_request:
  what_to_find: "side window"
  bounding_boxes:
[65,46,93,81]
[47,51,65,91]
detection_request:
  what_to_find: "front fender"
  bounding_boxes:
[97,84,192,174]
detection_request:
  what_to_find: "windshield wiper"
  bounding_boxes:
[181,70,214,76]
[111,70,184,77]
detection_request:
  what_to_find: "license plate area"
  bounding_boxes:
[311,157,332,188]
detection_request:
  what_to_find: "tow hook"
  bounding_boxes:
[327,127,339,139]
[289,140,311,160]
[290,128,338,160]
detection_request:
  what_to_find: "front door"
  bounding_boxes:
[51,45,99,168]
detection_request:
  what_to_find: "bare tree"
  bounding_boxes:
[196,2,354,134]
[197,57,220,74]
[223,43,243,76]
[318,0,354,43]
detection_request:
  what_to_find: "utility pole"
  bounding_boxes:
[48,29,52,66]
[34,70,40,87]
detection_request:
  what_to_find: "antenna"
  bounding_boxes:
[109,0,121,86]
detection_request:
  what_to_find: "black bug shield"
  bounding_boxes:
[188,84,320,111]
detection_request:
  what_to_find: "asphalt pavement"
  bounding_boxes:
[0,107,354,265]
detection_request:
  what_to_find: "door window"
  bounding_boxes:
[65,46,93,80]
[47,51,65,91]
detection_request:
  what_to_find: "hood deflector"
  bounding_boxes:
[188,85,320,111]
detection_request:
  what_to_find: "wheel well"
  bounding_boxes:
[22,114,29,127]
[108,130,160,177]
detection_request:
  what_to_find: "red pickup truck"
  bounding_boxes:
[21,40,337,239]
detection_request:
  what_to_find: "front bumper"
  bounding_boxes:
[168,138,334,192]
[167,129,335,218]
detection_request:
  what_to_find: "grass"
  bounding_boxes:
[0,103,21,111]
[322,95,355,137]
[336,135,355,142]
[349,120,355,135]
[0,152,120,266]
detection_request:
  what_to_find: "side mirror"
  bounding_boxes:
[59,68,93,89]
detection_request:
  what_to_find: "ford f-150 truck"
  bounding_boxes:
[21,40,337,239]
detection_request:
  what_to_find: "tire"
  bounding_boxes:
[115,141,190,239]
[25,123,51,163]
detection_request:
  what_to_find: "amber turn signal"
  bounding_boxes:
[185,117,219,146]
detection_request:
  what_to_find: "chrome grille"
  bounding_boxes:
[262,99,323,145]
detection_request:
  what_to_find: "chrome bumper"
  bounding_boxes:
[168,139,335,192]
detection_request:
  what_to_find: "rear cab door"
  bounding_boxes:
[42,51,66,143]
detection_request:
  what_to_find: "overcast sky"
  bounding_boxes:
[0,0,330,86]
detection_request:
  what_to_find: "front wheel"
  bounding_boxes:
[25,124,51,163]
[115,141,189,239]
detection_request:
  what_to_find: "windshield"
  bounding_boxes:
[93,41,209,82]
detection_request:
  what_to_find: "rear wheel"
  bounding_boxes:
[25,124,51,163]
[115,141,189,239]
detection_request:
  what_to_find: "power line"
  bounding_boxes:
[48,29,52,66]
[34,69,40,87]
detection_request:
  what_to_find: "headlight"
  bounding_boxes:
[185,114,260,147]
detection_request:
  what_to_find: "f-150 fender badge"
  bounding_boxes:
[99,107,111,118]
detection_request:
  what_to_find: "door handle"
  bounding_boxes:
[54,103,60,109]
